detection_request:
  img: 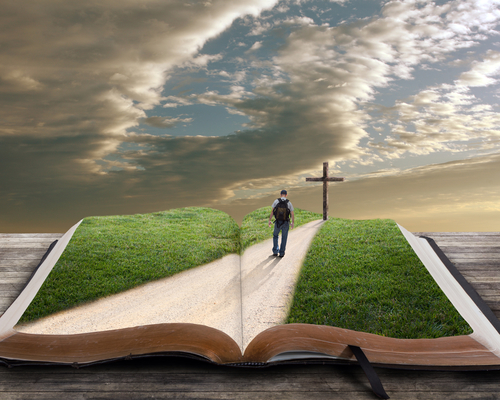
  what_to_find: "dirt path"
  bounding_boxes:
[241,220,324,348]
[15,220,323,350]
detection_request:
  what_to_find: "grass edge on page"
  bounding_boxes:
[285,218,473,339]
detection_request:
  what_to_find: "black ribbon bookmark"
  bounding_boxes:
[21,240,58,292]
[348,345,389,399]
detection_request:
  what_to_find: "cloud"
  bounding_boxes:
[0,0,279,139]
[215,152,500,231]
[182,53,224,68]
[162,96,195,108]
[142,116,193,129]
[2,0,500,232]
[248,41,263,51]
[287,152,500,231]
[188,0,500,166]
[457,50,500,87]
[369,50,500,158]
[0,0,283,229]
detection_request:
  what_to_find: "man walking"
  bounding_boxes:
[268,189,295,257]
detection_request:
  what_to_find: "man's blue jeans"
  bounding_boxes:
[272,221,289,256]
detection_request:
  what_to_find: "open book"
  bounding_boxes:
[1,207,500,372]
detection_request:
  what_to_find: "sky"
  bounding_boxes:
[1,0,500,233]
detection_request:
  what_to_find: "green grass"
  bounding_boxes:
[20,208,473,340]
[20,207,240,323]
[285,218,473,339]
[240,207,322,250]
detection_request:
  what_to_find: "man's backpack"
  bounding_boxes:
[274,199,290,222]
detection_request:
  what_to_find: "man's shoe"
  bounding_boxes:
[279,253,285,257]
[272,253,278,256]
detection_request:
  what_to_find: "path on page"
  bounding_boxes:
[15,220,324,350]
[240,220,324,348]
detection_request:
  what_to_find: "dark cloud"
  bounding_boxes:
[142,116,192,129]
[0,0,280,231]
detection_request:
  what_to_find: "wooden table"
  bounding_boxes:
[1,232,499,399]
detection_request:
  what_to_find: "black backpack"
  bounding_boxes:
[274,199,290,222]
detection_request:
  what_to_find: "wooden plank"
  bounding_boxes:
[0,369,495,392]
[0,283,26,291]
[0,271,35,279]
[0,260,46,268]
[479,291,500,299]
[426,233,500,237]
[438,248,500,255]
[1,373,331,392]
[0,234,63,238]
[419,240,500,246]
[0,295,26,305]
[0,237,60,242]
[460,275,500,283]
[0,272,33,279]
[0,248,51,256]
[483,300,500,308]
[0,265,41,272]
[452,262,500,269]
[459,269,500,275]
[0,358,500,399]
[0,242,58,249]
[0,236,62,242]
[444,254,500,260]
[0,392,381,400]
[464,282,500,290]
[453,265,500,273]
[473,292,500,299]
[432,242,500,247]
[0,296,15,305]
[441,247,500,252]
[423,238,500,242]
[438,247,500,253]
[0,300,15,310]
[1,370,496,393]
[0,393,496,400]
[414,232,500,236]
[0,253,48,261]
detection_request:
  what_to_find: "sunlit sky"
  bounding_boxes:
[1,0,500,232]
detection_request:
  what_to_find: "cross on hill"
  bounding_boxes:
[305,162,344,220]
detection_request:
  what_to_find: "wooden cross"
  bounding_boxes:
[305,162,344,220]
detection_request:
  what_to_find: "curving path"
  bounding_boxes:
[15,220,324,350]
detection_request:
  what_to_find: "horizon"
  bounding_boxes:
[1,0,499,233]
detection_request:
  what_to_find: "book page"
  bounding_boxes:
[11,208,244,349]
[4,207,475,362]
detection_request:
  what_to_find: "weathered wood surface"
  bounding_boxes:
[1,356,500,399]
[1,232,500,398]
[0,234,63,318]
